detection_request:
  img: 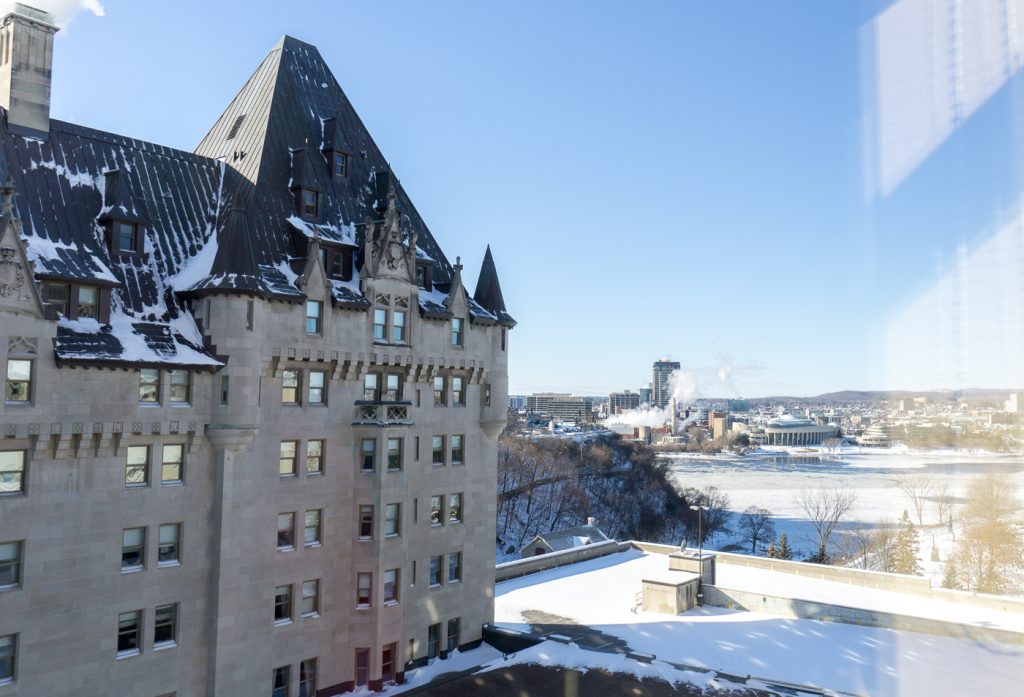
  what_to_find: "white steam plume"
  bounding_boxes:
[0,1,105,29]
[606,369,700,428]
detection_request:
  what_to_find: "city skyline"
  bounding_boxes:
[35,0,1024,398]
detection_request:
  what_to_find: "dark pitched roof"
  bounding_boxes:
[472,245,516,327]
[98,169,150,224]
[195,35,452,284]
[184,203,280,298]
[289,147,326,192]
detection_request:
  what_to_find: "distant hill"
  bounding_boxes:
[746,388,1017,404]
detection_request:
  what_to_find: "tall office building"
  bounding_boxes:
[608,390,641,415]
[652,359,680,409]
[0,10,514,695]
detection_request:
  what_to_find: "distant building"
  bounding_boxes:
[520,520,611,558]
[652,360,680,409]
[609,390,640,414]
[1005,391,1024,413]
[763,416,839,446]
[508,395,526,411]
[728,398,750,412]
[710,412,731,440]
[638,385,653,404]
[858,425,893,447]
[526,393,594,423]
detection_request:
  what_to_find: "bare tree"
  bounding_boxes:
[897,475,934,526]
[738,506,775,554]
[680,486,732,545]
[836,522,897,572]
[797,485,856,563]
[933,483,954,526]
[963,473,1018,522]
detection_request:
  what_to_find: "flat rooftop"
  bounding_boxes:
[493,548,1024,697]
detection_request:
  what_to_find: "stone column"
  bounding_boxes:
[205,424,258,697]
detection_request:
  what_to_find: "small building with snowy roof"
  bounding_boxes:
[521,520,612,558]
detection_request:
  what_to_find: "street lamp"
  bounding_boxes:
[690,504,709,604]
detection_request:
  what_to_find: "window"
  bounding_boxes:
[433,376,446,405]
[117,222,136,252]
[0,541,21,588]
[47,283,69,316]
[384,503,401,537]
[356,572,372,607]
[334,152,349,178]
[373,308,387,340]
[354,648,370,687]
[430,496,443,526]
[308,371,325,404]
[306,440,323,474]
[451,435,464,464]
[386,438,402,471]
[432,436,445,465]
[301,189,319,218]
[304,510,321,546]
[300,658,318,697]
[383,374,402,401]
[5,359,30,402]
[416,264,428,289]
[358,505,374,539]
[427,623,441,659]
[121,527,145,571]
[329,251,347,279]
[452,376,465,406]
[220,374,230,405]
[0,451,25,494]
[429,555,442,587]
[448,551,462,583]
[154,603,177,647]
[277,513,295,550]
[363,373,378,401]
[77,285,98,319]
[384,569,399,603]
[391,310,406,342]
[169,370,190,403]
[158,523,181,566]
[139,368,160,403]
[451,317,464,346]
[125,445,149,487]
[281,370,300,405]
[246,299,254,330]
[279,441,297,476]
[305,300,322,335]
[360,439,376,472]
[485,383,492,406]
[449,493,463,523]
[274,584,293,624]
[0,634,14,682]
[302,580,320,617]
[501,327,506,351]
[117,610,142,657]
[410,560,417,586]
[161,444,183,484]
[272,665,290,697]
[447,618,461,652]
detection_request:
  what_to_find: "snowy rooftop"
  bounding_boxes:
[494,548,1024,696]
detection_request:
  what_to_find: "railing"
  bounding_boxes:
[352,402,413,426]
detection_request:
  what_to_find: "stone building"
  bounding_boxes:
[0,6,513,696]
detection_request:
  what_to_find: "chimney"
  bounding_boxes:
[0,4,58,139]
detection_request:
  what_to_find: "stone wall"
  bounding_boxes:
[702,585,1024,645]
[495,541,633,582]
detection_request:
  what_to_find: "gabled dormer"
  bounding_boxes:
[321,116,352,182]
[289,147,327,221]
[98,169,149,257]
[0,179,49,320]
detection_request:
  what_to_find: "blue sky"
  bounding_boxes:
[37,0,1024,397]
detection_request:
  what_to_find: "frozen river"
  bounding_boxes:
[663,447,1024,561]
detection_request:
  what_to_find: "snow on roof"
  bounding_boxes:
[495,549,1024,697]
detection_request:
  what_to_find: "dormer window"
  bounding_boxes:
[334,152,349,179]
[77,286,99,319]
[117,222,137,252]
[300,189,319,219]
[416,264,432,289]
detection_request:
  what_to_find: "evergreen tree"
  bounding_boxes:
[777,533,793,560]
[942,559,960,589]
[893,510,921,575]
[767,541,776,558]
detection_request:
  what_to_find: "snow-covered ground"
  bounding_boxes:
[495,549,1024,696]
[664,447,1024,580]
